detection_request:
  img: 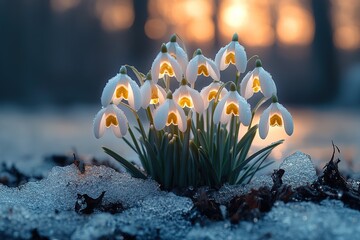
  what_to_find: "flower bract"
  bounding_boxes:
[93,104,128,139]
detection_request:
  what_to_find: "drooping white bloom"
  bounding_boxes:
[173,80,204,113]
[240,60,277,100]
[101,66,142,110]
[213,85,251,125]
[166,34,188,73]
[140,78,167,109]
[186,49,220,86]
[215,33,247,73]
[200,81,229,110]
[258,101,294,139]
[154,94,187,132]
[151,44,183,83]
[93,104,128,139]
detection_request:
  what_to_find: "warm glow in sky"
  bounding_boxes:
[331,0,360,50]
[50,0,360,50]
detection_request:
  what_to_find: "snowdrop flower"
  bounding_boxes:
[151,44,183,82]
[186,49,220,86]
[166,34,188,73]
[200,80,228,110]
[213,83,251,125]
[101,66,142,110]
[240,59,277,99]
[259,97,294,139]
[154,92,187,132]
[215,33,247,73]
[140,73,167,109]
[93,104,128,139]
[173,78,204,113]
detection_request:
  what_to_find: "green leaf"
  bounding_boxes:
[103,147,147,179]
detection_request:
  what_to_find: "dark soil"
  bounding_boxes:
[191,143,360,224]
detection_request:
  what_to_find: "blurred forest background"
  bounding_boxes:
[0,0,359,106]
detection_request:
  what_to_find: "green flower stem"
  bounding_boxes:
[165,75,170,92]
[247,55,259,63]
[234,71,240,88]
[118,102,147,141]
[124,64,145,85]
[146,106,154,125]
[248,97,268,130]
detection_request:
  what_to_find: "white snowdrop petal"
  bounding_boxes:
[277,103,294,136]
[244,74,256,99]
[259,105,271,139]
[236,94,251,126]
[140,81,151,109]
[101,76,118,107]
[173,102,187,132]
[213,96,227,124]
[114,106,128,137]
[259,68,277,98]
[154,100,170,130]
[186,56,199,85]
[172,85,185,104]
[240,71,252,98]
[93,107,107,139]
[168,55,183,81]
[215,46,227,71]
[205,58,220,81]
[128,79,142,110]
[189,88,204,113]
[157,85,167,104]
[167,42,188,73]
[200,85,211,109]
[151,53,162,83]
[234,43,247,73]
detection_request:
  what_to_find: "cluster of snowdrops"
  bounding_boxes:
[93,34,294,189]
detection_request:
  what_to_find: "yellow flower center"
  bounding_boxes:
[166,112,178,125]
[270,114,283,127]
[178,96,193,108]
[252,77,261,93]
[225,102,239,116]
[197,64,209,76]
[225,52,235,64]
[208,90,218,101]
[160,61,175,77]
[115,85,129,100]
[150,85,159,104]
[105,114,118,128]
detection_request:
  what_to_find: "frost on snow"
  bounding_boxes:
[0,152,358,239]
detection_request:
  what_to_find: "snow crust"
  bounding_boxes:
[0,152,358,239]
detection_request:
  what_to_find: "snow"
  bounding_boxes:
[213,151,317,204]
[187,200,360,240]
[279,151,318,188]
[0,152,358,239]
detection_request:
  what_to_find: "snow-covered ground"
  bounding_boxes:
[0,152,359,239]
[0,105,360,239]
